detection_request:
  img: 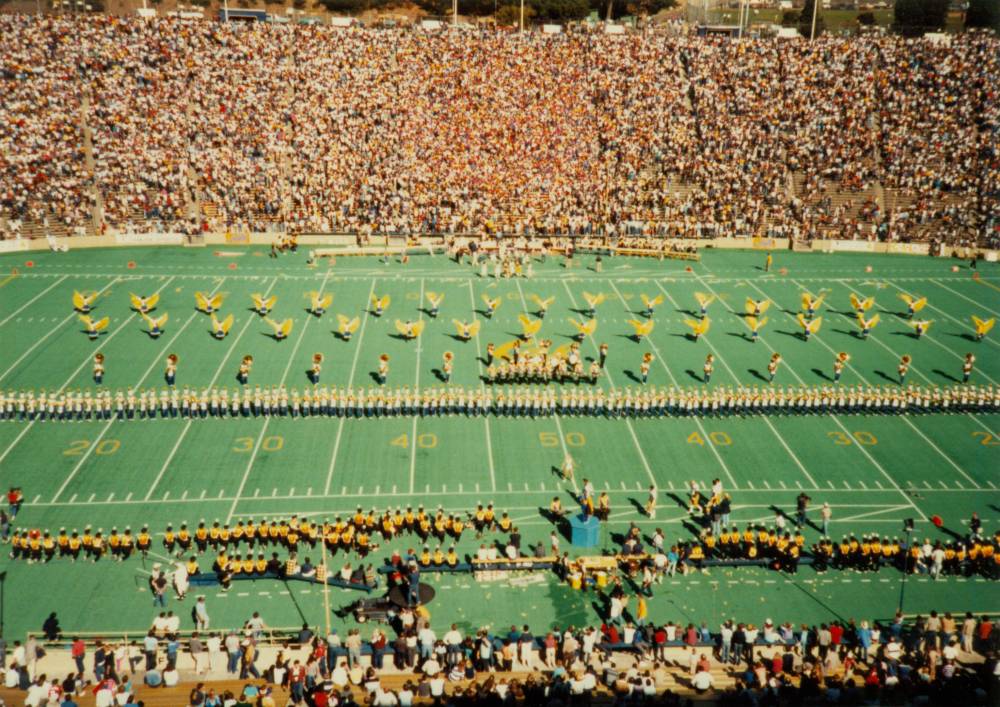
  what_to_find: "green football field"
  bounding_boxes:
[0,245,997,641]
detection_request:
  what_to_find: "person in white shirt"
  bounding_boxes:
[422,656,441,676]
[961,613,977,653]
[195,597,210,630]
[931,546,945,579]
[942,641,959,661]
[609,596,624,626]
[418,626,436,660]
[443,625,462,646]
[206,633,222,671]
[94,683,115,707]
[173,563,189,599]
[246,612,266,639]
[429,674,445,697]
[152,614,169,635]
[164,611,180,634]
[25,678,48,707]
[397,682,415,707]
[331,661,349,688]
[692,668,714,692]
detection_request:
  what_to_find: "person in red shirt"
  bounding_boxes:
[71,637,86,674]
[699,654,713,674]
[653,626,667,663]
[601,623,620,645]
[311,641,327,677]
[770,653,783,676]
[288,661,306,704]
[829,622,844,656]
[976,616,993,654]
[7,487,23,520]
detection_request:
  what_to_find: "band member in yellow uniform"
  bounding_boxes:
[165,354,178,386]
[442,352,453,383]
[425,292,443,318]
[703,354,714,384]
[898,355,911,385]
[310,353,323,384]
[768,353,781,383]
[907,320,932,339]
[972,316,995,342]
[833,352,849,383]
[235,355,251,386]
[640,353,653,384]
[93,353,105,384]
[962,353,975,383]
[377,354,389,385]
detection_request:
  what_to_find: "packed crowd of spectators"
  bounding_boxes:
[1,17,998,247]
[0,16,94,238]
[6,609,999,706]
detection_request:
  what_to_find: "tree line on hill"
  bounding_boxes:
[783,0,998,37]
[314,0,676,22]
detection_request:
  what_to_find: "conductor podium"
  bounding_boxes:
[568,513,600,548]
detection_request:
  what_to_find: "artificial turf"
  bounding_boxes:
[0,245,997,641]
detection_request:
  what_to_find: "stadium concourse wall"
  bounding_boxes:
[0,232,996,260]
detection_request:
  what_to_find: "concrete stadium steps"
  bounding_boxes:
[790,172,877,223]
[0,664,750,706]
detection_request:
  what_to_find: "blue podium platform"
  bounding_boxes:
[568,513,600,547]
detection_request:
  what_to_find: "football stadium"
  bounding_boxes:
[0,7,999,707]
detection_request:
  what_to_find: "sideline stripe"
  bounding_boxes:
[0,276,119,385]
[0,274,68,327]
[650,279,818,488]
[144,276,279,502]
[226,270,331,522]
[323,278,378,496]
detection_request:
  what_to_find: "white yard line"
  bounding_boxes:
[736,278,926,520]
[0,274,69,328]
[823,282,1000,437]
[46,276,180,502]
[0,276,120,385]
[466,280,497,493]
[513,278,579,494]
[883,279,998,351]
[835,505,913,524]
[225,271,330,523]
[0,276,156,474]
[408,278,426,495]
[141,277,268,501]
[23,487,992,510]
[646,279,818,488]
[931,278,1000,320]
[558,279,662,490]
[788,278,986,489]
[144,276,280,502]
[849,284,1000,387]
[323,278,378,496]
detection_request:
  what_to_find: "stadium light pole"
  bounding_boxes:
[453,0,458,26]
[810,0,819,40]
[519,0,524,32]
